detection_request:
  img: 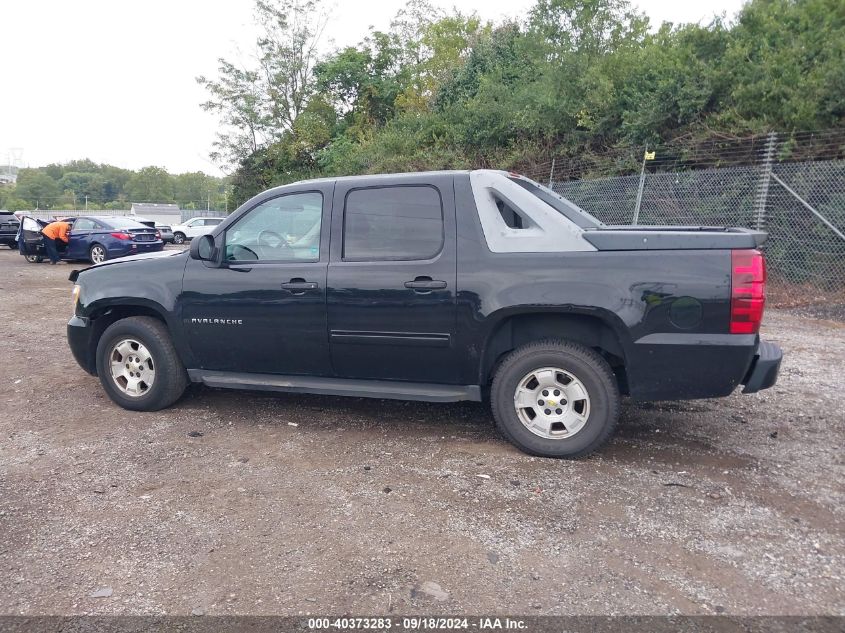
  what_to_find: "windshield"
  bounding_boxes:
[509,176,604,229]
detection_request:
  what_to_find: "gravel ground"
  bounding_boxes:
[0,247,842,617]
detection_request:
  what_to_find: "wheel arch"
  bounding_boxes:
[83,301,174,376]
[479,309,630,393]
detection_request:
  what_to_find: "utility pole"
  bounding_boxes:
[207,190,211,212]
[84,195,89,212]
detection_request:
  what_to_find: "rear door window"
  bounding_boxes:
[73,218,98,231]
[342,185,443,261]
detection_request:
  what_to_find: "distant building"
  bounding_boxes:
[130,203,181,226]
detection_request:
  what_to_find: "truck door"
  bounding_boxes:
[327,174,459,384]
[180,185,333,375]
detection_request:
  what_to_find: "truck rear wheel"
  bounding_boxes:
[491,339,620,458]
[96,316,188,411]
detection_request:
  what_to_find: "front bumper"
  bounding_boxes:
[67,315,97,375]
[741,340,782,394]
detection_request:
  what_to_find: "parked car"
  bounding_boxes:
[156,224,175,243]
[20,215,163,264]
[0,210,20,248]
[169,217,225,244]
[128,216,157,228]
[66,170,782,458]
[129,216,174,243]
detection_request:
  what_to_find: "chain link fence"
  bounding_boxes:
[526,131,845,291]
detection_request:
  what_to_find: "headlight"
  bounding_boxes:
[71,284,81,312]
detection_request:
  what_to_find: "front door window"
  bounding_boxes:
[225,192,323,262]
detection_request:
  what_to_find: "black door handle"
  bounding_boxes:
[404,277,447,291]
[281,279,318,294]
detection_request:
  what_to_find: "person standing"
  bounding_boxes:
[41,220,71,264]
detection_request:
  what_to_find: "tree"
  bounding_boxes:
[0,187,29,212]
[126,167,175,203]
[197,61,267,165]
[396,13,488,112]
[59,172,106,205]
[315,31,406,126]
[721,0,845,130]
[101,165,133,203]
[174,172,213,208]
[197,0,329,167]
[14,170,61,208]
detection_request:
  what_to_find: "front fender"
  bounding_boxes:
[74,253,192,366]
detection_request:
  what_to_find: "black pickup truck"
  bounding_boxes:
[67,170,781,457]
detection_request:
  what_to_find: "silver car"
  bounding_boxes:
[155,224,175,243]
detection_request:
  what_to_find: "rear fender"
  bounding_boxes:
[479,307,632,385]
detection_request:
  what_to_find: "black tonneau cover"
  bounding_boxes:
[583,226,766,250]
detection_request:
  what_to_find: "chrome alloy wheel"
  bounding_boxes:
[90,245,107,263]
[513,367,591,439]
[109,338,155,397]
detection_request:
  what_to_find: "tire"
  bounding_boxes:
[491,339,620,458]
[89,243,108,264]
[26,254,43,263]
[173,232,186,244]
[96,316,188,411]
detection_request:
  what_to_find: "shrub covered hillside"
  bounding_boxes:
[197,0,845,206]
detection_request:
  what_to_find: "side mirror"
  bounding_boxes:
[190,234,218,263]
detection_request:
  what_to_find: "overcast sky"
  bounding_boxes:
[0,0,746,176]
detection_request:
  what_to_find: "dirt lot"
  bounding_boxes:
[0,247,842,617]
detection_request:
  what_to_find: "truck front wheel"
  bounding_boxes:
[95,316,188,411]
[491,339,620,458]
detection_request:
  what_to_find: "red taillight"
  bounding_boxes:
[730,249,766,334]
[110,232,132,240]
